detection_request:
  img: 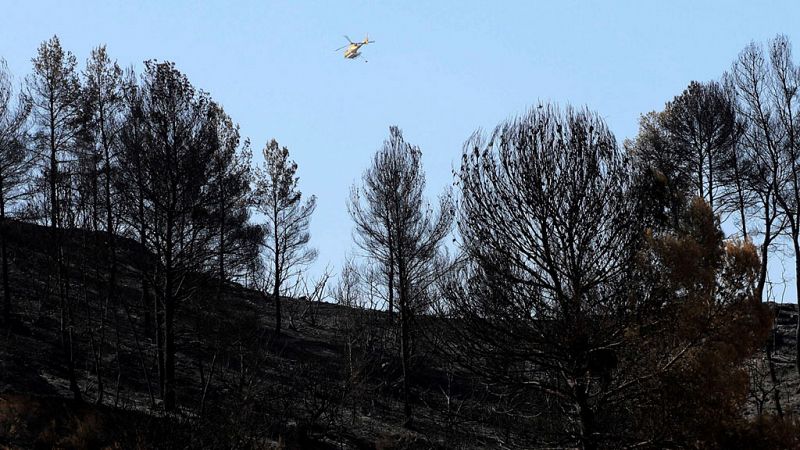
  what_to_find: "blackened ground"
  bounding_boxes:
[0,220,517,449]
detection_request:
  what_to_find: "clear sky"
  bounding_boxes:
[1,1,799,301]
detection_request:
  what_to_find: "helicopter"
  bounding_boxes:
[336,34,375,61]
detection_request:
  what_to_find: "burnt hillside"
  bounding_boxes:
[0,220,512,449]
[1,221,800,449]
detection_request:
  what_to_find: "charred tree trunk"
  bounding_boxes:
[766,328,784,417]
[397,256,412,427]
[1,182,10,324]
[163,204,176,411]
[794,235,800,383]
[273,205,281,337]
[101,123,118,405]
[755,201,772,303]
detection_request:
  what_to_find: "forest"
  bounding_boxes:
[1,34,800,449]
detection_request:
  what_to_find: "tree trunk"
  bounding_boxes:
[274,272,281,336]
[755,202,772,303]
[707,150,714,214]
[731,147,749,241]
[794,232,800,382]
[274,207,281,336]
[766,330,784,417]
[155,268,165,399]
[102,129,117,405]
[49,117,59,230]
[576,386,597,450]
[397,257,412,426]
[1,187,10,324]
[63,249,81,402]
[164,284,175,411]
[217,195,225,303]
[163,206,176,411]
[386,220,394,321]
[697,154,704,205]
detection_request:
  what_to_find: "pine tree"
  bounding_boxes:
[0,59,32,323]
[253,139,317,336]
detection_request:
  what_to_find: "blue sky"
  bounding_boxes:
[1,1,799,301]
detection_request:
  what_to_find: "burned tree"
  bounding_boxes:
[253,139,317,336]
[203,103,261,297]
[729,36,800,387]
[442,104,770,448]
[446,105,642,448]
[660,80,739,215]
[730,38,793,304]
[26,35,83,401]
[124,60,216,411]
[763,37,800,380]
[0,59,32,323]
[77,45,125,405]
[349,126,452,426]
